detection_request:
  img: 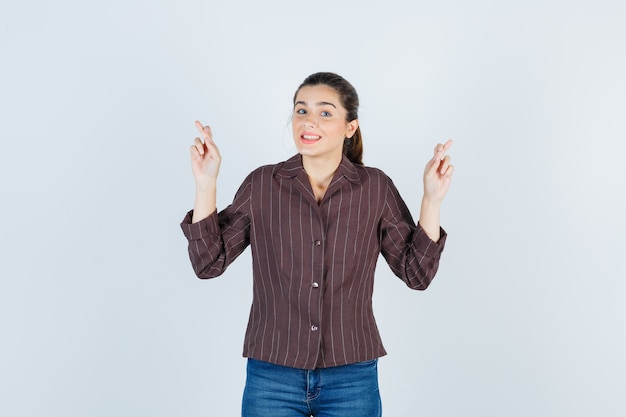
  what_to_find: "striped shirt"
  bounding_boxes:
[180,153,447,370]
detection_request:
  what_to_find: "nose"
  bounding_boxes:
[304,114,317,128]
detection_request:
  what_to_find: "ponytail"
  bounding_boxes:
[343,126,363,165]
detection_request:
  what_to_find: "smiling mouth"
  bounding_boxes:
[302,135,321,141]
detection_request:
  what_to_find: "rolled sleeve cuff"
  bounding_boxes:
[415,223,447,257]
[180,209,220,241]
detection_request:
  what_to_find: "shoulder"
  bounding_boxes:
[241,155,299,185]
[248,159,292,179]
[353,164,395,187]
[353,164,406,208]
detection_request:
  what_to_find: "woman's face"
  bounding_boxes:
[292,84,358,162]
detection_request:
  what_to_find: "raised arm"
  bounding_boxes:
[419,140,454,242]
[190,121,222,223]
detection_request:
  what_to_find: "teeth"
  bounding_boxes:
[303,135,320,140]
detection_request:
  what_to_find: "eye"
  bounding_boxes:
[295,108,306,115]
[321,111,332,117]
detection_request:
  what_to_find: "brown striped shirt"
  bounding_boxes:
[180,154,447,370]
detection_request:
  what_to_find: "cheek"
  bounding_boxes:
[291,123,303,143]
[291,121,300,136]
[334,123,350,136]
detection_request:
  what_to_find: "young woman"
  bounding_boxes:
[181,72,454,416]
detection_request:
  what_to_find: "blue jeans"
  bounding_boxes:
[241,358,382,417]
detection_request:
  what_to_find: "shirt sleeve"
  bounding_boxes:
[180,176,253,279]
[379,176,447,290]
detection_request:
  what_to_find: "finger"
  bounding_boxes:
[195,120,205,137]
[439,155,452,175]
[424,153,442,177]
[204,138,221,160]
[195,120,213,143]
[443,164,455,178]
[190,144,202,160]
[193,137,205,155]
[433,139,453,160]
[204,127,215,145]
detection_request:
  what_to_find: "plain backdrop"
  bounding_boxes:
[1,1,625,416]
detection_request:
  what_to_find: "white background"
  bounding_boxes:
[1,0,625,416]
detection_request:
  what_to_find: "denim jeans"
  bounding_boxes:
[241,358,382,417]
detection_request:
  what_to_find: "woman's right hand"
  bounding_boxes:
[190,120,222,188]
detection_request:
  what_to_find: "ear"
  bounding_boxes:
[346,119,359,138]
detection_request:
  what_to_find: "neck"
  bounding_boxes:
[302,153,342,203]
[302,153,342,184]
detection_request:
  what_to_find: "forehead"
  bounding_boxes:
[295,84,342,105]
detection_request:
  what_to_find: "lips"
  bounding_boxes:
[300,133,321,144]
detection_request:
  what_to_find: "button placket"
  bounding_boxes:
[310,234,322,338]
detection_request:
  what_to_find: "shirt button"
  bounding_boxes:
[311,325,319,331]
[313,240,322,246]
[312,282,319,288]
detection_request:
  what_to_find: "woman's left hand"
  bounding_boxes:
[423,139,454,203]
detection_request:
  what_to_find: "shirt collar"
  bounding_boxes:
[276,154,361,184]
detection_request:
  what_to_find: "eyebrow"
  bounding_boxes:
[294,100,337,109]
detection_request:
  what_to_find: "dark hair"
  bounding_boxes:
[293,72,364,165]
